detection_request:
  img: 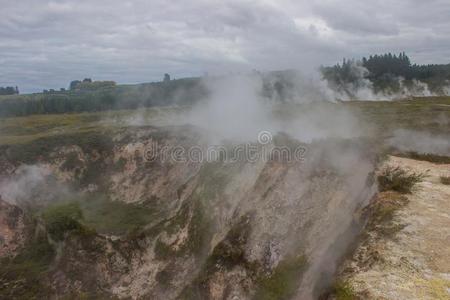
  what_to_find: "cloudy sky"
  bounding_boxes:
[1,0,450,93]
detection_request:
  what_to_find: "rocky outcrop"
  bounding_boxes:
[0,198,25,258]
[0,126,379,299]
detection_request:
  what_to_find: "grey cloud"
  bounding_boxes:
[312,2,399,36]
[1,0,450,92]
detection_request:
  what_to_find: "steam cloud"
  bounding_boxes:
[324,62,447,101]
[0,164,70,207]
[185,72,366,144]
[388,129,450,156]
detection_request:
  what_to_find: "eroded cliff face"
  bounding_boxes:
[0,198,25,258]
[0,126,378,299]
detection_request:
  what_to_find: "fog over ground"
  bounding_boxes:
[184,74,366,144]
[1,0,450,92]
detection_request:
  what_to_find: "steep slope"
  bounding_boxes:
[333,156,450,299]
[0,125,378,299]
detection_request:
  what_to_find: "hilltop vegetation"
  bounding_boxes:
[1,53,450,117]
[0,71,307,117]
[0,86,19,95]
[0,77,206,117]
[68,78,116,91]
[322,52,450,97]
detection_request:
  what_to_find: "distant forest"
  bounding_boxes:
[0,74,292,117]
[0,86,19,95]
[1,53,450,117]
[0,77,207,117]
[321,52,450,96]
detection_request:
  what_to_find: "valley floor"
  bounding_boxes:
[339,156,450,299]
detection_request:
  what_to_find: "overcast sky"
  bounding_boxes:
[1,0,450,93]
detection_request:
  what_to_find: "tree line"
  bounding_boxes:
[321,52,450,95]
[0,72,306,117]
[0,86,19,95]
[0,77,206,117]
[69,78,116,91]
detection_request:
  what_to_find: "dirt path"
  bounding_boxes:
[341,156,450,300]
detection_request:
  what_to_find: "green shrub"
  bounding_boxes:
[377,166,424,194]
[333,280,356,300]
[154,238,175,260]
[42,202,84,241]
[254,254,307,300]
[79,195,156,236]
[440,176,450,185]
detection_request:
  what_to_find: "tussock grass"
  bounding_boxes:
[366,191,409,237]
[377,166,425,194]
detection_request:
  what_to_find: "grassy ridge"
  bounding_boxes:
[0,106,182,146]
[344,96,450,135]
